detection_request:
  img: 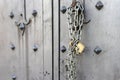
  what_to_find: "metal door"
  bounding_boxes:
[1,0,120,80]
[0,0,53,80]
[60,0,120,80]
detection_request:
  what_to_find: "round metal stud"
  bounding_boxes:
[10,12,14,19]
[61,45,67,53]
[33,44,38,52]
[94,46,102,55]
[10,44,15,50]
[12,75,16,80]
[95,1,104,10]
[60,6,67,14]
[32,10,37,17]
[19,23,25,30]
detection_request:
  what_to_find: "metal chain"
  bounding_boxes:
[66,1,84,80]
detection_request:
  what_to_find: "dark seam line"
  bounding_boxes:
[58,0,61,80]
[24,0,27,21]
[52,0,54,80]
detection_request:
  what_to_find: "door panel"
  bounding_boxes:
[43,0,52,79]
[26,0,52,80]
[79,0,120,80]
[60,0,120,80]
[0,0,27,80]
[26,0,44,80]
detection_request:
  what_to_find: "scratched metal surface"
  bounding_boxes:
[60,0,120,80]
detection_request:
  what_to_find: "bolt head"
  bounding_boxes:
[32,10,37,17]
[33,45,38,52]
[12,75,16,80]
[19,23,25,30]
[10,44,15,50]
[10,12,14,19]
[95,1,104,10]
[61,45,66,53]
[94,46,102,55]
[61,6,67,14]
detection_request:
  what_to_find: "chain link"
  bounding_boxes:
[66,1,84,80]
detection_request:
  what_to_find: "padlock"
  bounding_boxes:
[75,42,85,54]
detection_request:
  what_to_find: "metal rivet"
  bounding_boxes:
[94,46,102,55]
[32,10,37,17]
[33,44,38,52]
[95,1,104,10]
[61,6,67,14]
[61,45,66,53]
[10,12,14,19]
[19,23,25,30]
[10,44,15,50]
[12,75,16,80]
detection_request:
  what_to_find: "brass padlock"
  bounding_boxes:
[75,42,85,54]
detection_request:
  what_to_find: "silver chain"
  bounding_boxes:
[66,1,84,80]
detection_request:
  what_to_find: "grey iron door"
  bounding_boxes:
[0,0,53,80]
[60,0,120,80]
